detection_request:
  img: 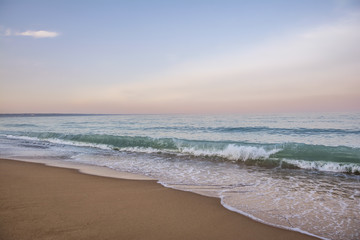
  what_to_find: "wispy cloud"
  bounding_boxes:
[1,28,60,38]
[15,30,59,38]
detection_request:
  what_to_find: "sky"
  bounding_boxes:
[0,0,360,114]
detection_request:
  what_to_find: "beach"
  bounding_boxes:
[0,158,318,240]
[2,0,360,238]
[1,114,359,239]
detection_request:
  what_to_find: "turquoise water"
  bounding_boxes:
[0,113,359,239]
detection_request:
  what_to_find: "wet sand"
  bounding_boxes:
[0,158,318,240]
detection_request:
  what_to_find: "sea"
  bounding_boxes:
[0,113,359,240]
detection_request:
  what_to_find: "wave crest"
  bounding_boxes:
[180,144,280,161]
[5,132,360,174]
[283,159,360,174]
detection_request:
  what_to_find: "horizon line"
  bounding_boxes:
[0,110,359,117]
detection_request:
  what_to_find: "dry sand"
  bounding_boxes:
[0,158,318,240]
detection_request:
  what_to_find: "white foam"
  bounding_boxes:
[47,138,112,150]
[6,134,39,141]
[219,196,330,240]
[284,159,360,173]
[117,146,175,154]
[6,134,112,150]
[180,144,280,161]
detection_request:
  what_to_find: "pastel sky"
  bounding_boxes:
[1,0,360,114]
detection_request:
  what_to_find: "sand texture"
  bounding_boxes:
[0,159,318,240]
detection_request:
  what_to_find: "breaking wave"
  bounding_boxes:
[5,132,360,174]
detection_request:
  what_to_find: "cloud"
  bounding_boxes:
[15,30,59,38]
[5,29,12,36]
[1,28,60,38]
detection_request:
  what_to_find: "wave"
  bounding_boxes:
[5,132,360,174]
[144,126,360,135]
[179,144,279,161]
[273,143,360,163]
[216,126,360,135]
[4,123,39,128]
[283,159,360,174]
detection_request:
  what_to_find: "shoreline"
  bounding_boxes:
[0,158,320,240]
[4,157,154,181]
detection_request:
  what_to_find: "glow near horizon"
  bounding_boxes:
[0,1,359,114]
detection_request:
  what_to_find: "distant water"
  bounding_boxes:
[0,113,359,240]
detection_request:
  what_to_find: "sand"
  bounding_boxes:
[0,158,319,240]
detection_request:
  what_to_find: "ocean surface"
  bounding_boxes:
[0,113,359,240]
